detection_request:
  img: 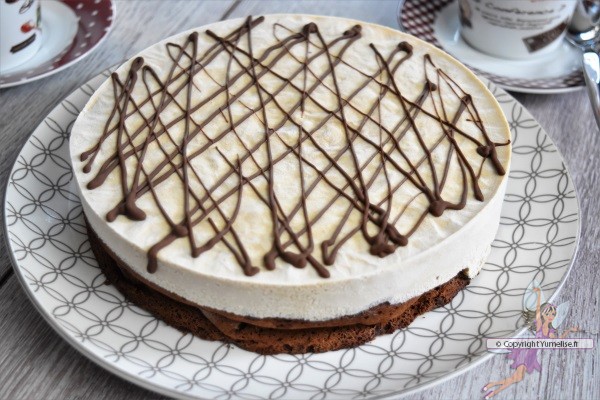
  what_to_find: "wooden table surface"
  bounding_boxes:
[1,1,598,399]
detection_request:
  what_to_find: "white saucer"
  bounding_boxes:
[398,0,585,94]
[434,1,581,85]
[0,1,78,76]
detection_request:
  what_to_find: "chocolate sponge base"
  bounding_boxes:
[87,224,470,355]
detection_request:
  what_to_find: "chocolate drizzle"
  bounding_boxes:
[79,16,508,278]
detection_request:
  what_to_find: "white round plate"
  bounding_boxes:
[0,0,114,89]
[4,70,580,399]
[398,0,585,94]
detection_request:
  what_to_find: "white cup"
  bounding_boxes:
[0,0,42,72]
[459,0,577,59]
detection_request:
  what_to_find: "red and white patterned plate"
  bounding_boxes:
[398,0,585,94]
[0,0,114,89]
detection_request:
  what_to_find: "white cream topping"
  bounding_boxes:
[70,14,511,321]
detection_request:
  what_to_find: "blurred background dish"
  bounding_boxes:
[398,0,585,93]
[0,0,114,89]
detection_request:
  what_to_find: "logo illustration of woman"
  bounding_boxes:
[482,281,578,399]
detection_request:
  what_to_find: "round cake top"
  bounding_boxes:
[70,14,510,303]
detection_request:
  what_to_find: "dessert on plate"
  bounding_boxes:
[69,14,511,354]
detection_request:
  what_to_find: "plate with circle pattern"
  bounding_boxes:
[4,69,579,399]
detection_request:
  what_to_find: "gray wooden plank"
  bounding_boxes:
[0,274,167,400]
[0,0,237,280]
[1,0,598,399]
[228,0,400,27]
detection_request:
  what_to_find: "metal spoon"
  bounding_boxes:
[567,1,600,130]
[580,50,600,130]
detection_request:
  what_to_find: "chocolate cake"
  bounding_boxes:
[69,14,511,354]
